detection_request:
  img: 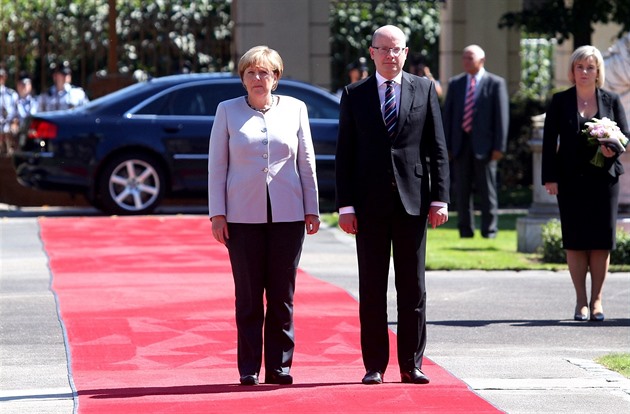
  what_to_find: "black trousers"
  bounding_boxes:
[453,133,498,237]
[355,191,428,373]
[226,220,305,376]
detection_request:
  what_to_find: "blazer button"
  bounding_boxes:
[262,139,268,145]
[263,167,269,173]
[262,153,268,159]
[261,128,267,133]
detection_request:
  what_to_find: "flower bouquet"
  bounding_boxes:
[583,117,629,167]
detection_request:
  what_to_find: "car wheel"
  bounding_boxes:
[98,153,165,215]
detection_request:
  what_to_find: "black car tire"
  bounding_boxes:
[97,153,165,215]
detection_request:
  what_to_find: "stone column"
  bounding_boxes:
[231,0,331,90]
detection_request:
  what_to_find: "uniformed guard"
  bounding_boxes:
[39,61,89,112]
[0,68,19,155]
[16,71,38,128]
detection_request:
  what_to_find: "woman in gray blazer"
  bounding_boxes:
[208,46,320,386]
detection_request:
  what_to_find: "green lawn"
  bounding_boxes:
[425,214,564,270]
[322,213,559,270]
[597,354,630,379]
[322,213,629,272]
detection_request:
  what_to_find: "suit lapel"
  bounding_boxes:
[360,76,386,129]
[396,73,415,139]
[564,87,579,133]
[597,89,613,119]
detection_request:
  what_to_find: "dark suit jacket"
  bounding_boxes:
[443,71,509,159]
[335,72,450,217]
[542,87,629,183]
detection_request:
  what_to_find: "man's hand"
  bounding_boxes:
[338,213,358,235]
[428,205,448,229]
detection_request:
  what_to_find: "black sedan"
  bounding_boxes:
[13,73,339,215]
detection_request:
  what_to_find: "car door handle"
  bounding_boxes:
[163,124,183,133]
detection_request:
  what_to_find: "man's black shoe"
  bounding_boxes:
[362,370,383,385]
[265,371,293,385]
[401,368,430,384]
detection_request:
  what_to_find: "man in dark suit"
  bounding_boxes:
[335,25,450,385]
[443,45,509,238]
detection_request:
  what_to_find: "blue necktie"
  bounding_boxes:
[384,80,397,139]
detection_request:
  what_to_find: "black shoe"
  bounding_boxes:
[362,370,383,385]
[239,374,259,386]
[590,312,605,322]
[401,368,430,384]
[589,302,605,322]
[265,371,293,385]
[574,304,588,321]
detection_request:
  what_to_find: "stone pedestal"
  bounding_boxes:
[517,113,630,253]
[517,114,559,253]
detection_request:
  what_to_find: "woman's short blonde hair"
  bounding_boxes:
[568,45,605,88]
[238,46,283,89]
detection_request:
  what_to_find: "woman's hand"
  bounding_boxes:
[600,144,616,158]
[305,214,320,235]
[211,215,229,245]
[545,182,558,196]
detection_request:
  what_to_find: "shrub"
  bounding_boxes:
[611,228,630,264]
[540,219,565,263]
[540,219,630,264]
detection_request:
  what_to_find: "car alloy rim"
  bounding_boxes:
[108,159,160,211]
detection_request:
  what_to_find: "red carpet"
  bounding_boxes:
[40,216,501,413]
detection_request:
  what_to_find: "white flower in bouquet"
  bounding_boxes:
[582,117,629,167]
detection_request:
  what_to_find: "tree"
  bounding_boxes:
[0,0,232,93]
[329,0,440,92]
[499,0,630,50]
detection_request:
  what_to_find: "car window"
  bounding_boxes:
[197,83,244,115]
[134,82,244,116]
[134,80,337,119]
[275,84,339,120]
[134,92,172,115]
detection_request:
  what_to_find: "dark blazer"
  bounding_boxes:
[335,72,450,216]
[542,87,629,184]
[443,71,509,159]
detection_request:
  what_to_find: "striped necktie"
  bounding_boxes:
[384,80,397,139]
[461,76,476,134]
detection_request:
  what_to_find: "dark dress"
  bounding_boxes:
[542,87,629,252]
[556,112,619,250]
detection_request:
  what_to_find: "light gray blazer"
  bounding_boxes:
[208,95,319,223]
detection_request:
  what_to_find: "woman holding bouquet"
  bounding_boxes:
[542,45,629,322]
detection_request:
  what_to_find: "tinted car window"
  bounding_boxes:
[197,83,244,115]
[134,93,170,115]
[135,83,244,116]
[275,84,339,119]
[132,79,338,119]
